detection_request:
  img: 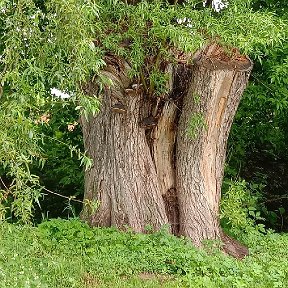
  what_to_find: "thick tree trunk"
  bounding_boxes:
[81,56,168,231]
[176,44,252,258]
[81,45,253,258]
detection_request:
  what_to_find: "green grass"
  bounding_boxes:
[0,219,288,288]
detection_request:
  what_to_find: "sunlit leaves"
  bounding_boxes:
[0,0,287,222]
[0,0,102,222]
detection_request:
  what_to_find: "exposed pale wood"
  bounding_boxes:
[176,45,253,257]
[150,64,191,234]
[152,101,177,195]
[152,100,178,233]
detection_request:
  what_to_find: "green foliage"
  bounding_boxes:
[186,112,207,139]
[221,180,266,241]
[252,0,288,16]
[227,0,288,159]
[0,0,287,221]
[29,101,85,220]
[225,0,288,230]
[0,0,102,222]
[1,219,288,287]
[0,106,43,222]
[228,41,288,169]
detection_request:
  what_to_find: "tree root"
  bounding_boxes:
[220,230,249,259]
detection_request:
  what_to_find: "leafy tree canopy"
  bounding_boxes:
[0,0,287,222]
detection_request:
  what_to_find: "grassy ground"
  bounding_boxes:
[0,218,288,288]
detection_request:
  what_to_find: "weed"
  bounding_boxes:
[0,219,288,287]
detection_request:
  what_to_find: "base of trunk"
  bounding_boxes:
[220,231,249,259]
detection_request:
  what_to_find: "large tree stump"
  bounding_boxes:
[81,44,253,258]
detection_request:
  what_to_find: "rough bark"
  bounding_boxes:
[176,44,252,258]
[81,56,168,231]
[81,44,253,258]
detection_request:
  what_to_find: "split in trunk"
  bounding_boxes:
[80,44,253,259]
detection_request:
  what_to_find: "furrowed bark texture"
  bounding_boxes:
[81,56,168,231]
[81,44,253,258]
[176,44,252,257]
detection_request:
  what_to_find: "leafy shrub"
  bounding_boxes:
[221,180,266,241]
[1,219,288,287]
[31,102,85,221]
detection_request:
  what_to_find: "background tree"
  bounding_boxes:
[226,0,288,230]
